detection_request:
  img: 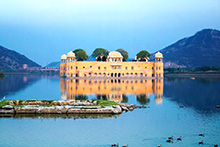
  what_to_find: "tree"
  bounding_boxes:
[92,48,109,58]
[73,49,88,61]
[0,71,4,79]
[116,48,129,60]
[136,50,150,61]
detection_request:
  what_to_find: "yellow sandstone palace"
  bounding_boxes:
[60,51,163,78]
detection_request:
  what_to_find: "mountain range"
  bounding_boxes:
[0,45,41,71]
[151,29,220,68]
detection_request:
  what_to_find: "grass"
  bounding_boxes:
[41,100,53,103]
[97,100,118,107]
[13,105,24,107]
[0,100,118,107]
[0,100,10,108]
[25,100,37,102]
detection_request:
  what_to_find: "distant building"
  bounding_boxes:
[60,51,163,78]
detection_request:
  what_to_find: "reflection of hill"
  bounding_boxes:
[164,77,220,113]
[0,75,40,98]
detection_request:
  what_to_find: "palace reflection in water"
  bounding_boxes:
[60,78,163,104]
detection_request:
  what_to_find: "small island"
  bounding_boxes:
[0,100,141,116]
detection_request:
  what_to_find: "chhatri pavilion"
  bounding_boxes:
[60,51,163,78]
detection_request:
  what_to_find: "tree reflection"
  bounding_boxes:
[136,94,150,105]
[121,95,128,103]
[75,95,88,101]
[96,94,107,100]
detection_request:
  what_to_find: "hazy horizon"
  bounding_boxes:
[0,0,220,66]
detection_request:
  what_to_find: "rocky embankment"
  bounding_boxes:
[0,100,145,115]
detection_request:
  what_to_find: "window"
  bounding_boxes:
[152,67,154,70]
[98,66,100,70]
[76,66,78,69]
[83,66,85,69]
[71,66,72,69]
[159,67,161,70]
[90,66,92,68]
[131,66,134,70]
[156,67,158,70]
[125,67,127,70]
[145,67,147,69]
[104,67,106,70]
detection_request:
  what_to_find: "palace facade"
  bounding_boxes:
[60,51,163,78]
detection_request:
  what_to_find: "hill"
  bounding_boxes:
[45,61,60,68]
[0,45,41,70]
[151,29,220,68]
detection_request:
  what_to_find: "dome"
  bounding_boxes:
[61,54,67,60]
[67,51,75,58]
[155,51,163,58]
[108,51,123,58]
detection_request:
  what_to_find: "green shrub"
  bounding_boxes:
[0,100,10,107]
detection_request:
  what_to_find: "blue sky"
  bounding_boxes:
[0,0,220,66]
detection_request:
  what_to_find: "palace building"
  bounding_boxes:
[60,51,163,78]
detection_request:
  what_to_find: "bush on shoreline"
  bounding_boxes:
[0,71,4,78]
[165,66,220,74]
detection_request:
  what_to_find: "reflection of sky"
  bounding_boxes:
[1,94,220,146]
[1,76,220,146]
[0,0,220,66]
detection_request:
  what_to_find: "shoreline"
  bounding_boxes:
[165,73,220,78]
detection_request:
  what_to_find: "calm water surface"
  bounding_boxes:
[0,75,220,147]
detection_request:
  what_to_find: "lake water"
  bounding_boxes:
[0,75,220,147]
